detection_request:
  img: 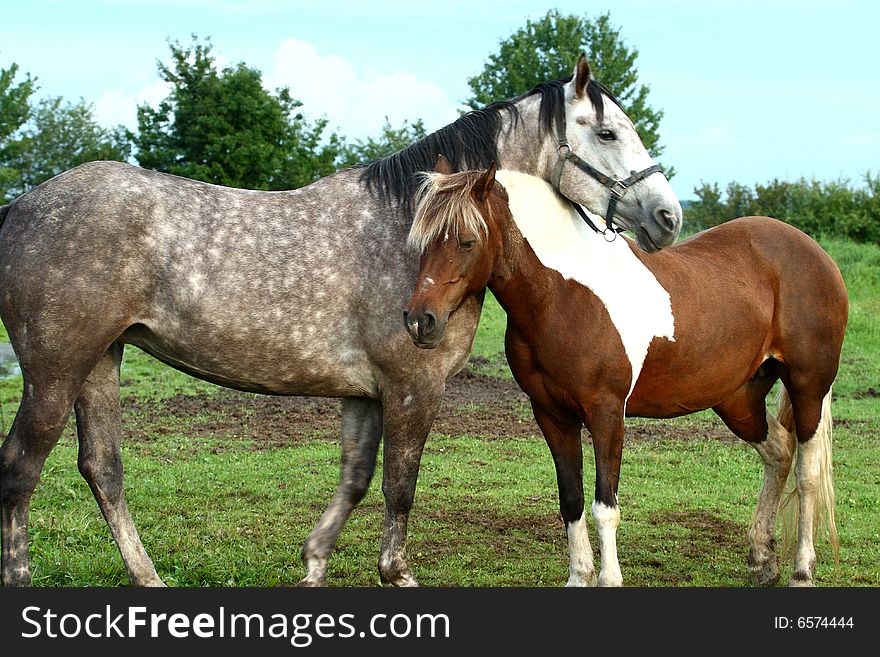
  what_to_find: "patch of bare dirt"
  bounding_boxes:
[121,361,734,448]
[853,387,878,399]
[652,509,745,553]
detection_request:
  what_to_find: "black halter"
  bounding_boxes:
[550,115,662,240]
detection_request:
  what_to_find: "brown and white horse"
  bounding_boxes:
[403,159,848,586]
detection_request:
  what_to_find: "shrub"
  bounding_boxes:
[685,174,880,243]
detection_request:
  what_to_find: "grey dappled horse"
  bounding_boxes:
[0,56,681,586]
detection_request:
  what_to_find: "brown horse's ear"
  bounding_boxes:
[573,53,591,99]
[476,161,497,202]
[434,154,453,174]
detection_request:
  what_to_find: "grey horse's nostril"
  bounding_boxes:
[655,208,678,231]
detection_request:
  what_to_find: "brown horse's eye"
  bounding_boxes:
[459,239,476,251]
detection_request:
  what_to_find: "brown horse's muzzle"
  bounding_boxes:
[403,308,446,349]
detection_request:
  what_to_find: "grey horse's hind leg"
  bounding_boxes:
[298,396,383,586]
[378,382,444,587]
[74,343,164,586]
[1,374,80,586]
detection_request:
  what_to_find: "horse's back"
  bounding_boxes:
[626,216,847,416]
[664,216,845,298]
[702,216,848,327]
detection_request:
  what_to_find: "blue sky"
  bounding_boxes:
[2,0,878,200]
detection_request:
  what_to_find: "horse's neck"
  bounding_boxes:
[486,169,625,322]
[487,216,564,321]
[494,95,549,176]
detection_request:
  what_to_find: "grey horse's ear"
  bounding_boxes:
[476,161,497,202]
[573,53,591,98]
[434,154,453,174]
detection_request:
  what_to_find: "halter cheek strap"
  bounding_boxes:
[551,116,662,239]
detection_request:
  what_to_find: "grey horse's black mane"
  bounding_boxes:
[360,77,619,212]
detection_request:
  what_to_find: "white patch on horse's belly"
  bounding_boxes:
[496,171,675,399]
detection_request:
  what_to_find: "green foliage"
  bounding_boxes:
[687,175,880,243]
[465,10,669,166]
[4,97,130,200]
[0,63,34,142]
[1,64,37,200]
[1,63,129,202]
[336,117,427,167]
[133,37,339,190]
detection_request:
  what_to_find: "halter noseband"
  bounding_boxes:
[551,114,662,241]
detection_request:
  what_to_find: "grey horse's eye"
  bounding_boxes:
[597,129,616,142]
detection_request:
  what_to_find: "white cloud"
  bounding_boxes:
[93,80,171,130]
[91,38,461,142]
[265,38,461,140]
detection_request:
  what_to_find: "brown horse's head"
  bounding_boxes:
[404,156,504,348]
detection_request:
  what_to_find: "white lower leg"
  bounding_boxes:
[791,435,821,586]
[592,500,622,587]
[565,513,597,587]
[748,413,795,585]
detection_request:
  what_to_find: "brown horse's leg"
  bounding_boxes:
[1,374,81,586]
[298,396,383,587]
[585,400,625,587]
[712,372,793,587]
[377,382,444,587]
[532,403,595,586]
[74,343,164,587]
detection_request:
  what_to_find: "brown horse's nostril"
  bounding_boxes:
[420,311,437,338]
[403,309,437,341]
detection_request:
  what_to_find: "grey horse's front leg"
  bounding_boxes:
[377,383,444,587]
[298,397,383,586]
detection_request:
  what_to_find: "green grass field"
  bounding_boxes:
[0,237,877,587]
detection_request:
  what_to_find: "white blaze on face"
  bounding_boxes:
[495,170,675,400]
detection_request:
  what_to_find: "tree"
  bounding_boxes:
[336,118,427,167]
[134,37,338,190]
[466,10,668,165]
[1,63,129,202]
[0,62,36,201]
[5,97,130,197]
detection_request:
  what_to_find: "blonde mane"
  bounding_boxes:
[408,171,489,253]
